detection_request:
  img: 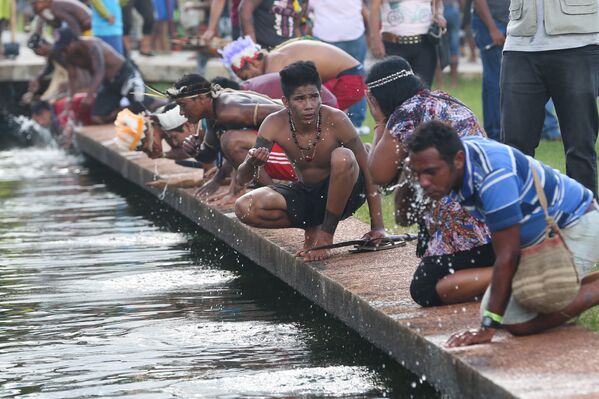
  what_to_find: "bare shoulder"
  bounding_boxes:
[260,109,287,139]
[321,105,352,126]
[321,105,360,143]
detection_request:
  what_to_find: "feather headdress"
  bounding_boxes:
[219,36,262,72]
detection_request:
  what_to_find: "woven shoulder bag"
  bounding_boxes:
[511,163,580,314]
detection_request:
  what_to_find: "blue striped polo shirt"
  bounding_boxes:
[449,137,593,247]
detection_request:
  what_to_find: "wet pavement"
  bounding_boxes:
[75,124,599,399]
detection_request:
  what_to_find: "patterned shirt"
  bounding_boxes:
[387,89,491,257]
[451,137,593,247]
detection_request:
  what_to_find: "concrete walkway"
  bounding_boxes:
[75,125,599,399]
[0,46,227,82]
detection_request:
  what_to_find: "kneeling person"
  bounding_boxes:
[235,61,385,262]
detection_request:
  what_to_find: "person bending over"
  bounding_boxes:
[407,121,599,347]
[53,27,153,124]
[168,74,297,206]
[235,61,385,262]
[139,104,197,160]
[366,56,493,307]
[220,37,365,110]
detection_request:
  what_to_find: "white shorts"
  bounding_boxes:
[480,204,599,325]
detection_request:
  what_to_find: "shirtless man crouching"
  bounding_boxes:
[235,61,385,262]
[53,26,152,124]
[168,74,297,206]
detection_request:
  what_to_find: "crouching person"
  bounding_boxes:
[406,121,599,347]
[235,61,386,262]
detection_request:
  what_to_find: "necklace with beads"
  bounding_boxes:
[288,107,321,162]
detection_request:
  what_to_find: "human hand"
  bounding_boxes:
[200,28,216,44]
[446,328,495,348]
[248,147,269,166]
[182,134,202,158]
[28,80,39,92]
[433,14,447,29]
[365,92,386,126]
[107,15,115,24]
[361,228,387,246]
[204,166,218,179]
[21,91,35,105]
[489,27,506,47]
[369,34,385,59]
[194,176,220,199]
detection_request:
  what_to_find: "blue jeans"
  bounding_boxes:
[323,34,367,127]
[472,14,505,141]
[472,14,562,142]
[444,3,461,57]
[98,35,124,56]
[542,99,561,140]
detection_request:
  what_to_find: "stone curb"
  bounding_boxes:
[76,125,599,399]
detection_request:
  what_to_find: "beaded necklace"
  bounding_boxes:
[288,107,321,162]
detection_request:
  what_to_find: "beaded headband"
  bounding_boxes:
[366,69,414,89]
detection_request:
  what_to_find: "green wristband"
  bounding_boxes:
[483,309,504,324]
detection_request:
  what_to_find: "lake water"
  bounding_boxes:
[0,146,437,398]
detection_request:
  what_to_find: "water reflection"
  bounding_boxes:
[0,147,437,398]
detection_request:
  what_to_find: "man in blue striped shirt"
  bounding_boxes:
[407,120,599,347]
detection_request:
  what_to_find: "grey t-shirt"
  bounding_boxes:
[504,0,599,52]
[474,0,510,25]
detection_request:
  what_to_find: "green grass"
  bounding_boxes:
[352,76,599,332]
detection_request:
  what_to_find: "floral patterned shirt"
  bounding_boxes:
[387,89,491,257]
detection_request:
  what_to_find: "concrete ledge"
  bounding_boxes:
[76,125,599,399]
[0,48,227,82]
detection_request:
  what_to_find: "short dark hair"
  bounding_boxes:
[211,76,240,90]
[407,120,464,164]
[279,61,322,98]
[169,74,211,99]
[365,56,425,118]
[31,100,52,115]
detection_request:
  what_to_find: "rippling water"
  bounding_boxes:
[0,147,437,398]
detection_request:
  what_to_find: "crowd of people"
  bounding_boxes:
[13,0,599,348]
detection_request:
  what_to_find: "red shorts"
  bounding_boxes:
[53,93,94,127]
[323,74,366,110]
[264,144,297,181]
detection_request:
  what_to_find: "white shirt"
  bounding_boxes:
[311,0,365,42]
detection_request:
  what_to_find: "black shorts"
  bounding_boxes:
[410,243,495,307]
[92,61,146,117]
[270,171,366,228]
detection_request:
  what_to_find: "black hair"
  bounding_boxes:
[169,74,211,99]
[407,120,464,164]
[279,61,322,98]
[211,76,240,90]
[365,56,425,118]
[31,100,52,115]
[163,102,178,112]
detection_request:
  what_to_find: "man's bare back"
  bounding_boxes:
[264,41,360,82]
[65,38,124,81]
[35,0,91,34]
[213,90,281,130]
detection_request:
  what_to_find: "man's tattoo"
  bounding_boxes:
[321,210,341,234]
[254,136,274,150]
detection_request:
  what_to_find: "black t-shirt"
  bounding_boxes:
[253,0,300,48]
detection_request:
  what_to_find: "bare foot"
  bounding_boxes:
[304,230,334,262]
[296,226,318,257]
